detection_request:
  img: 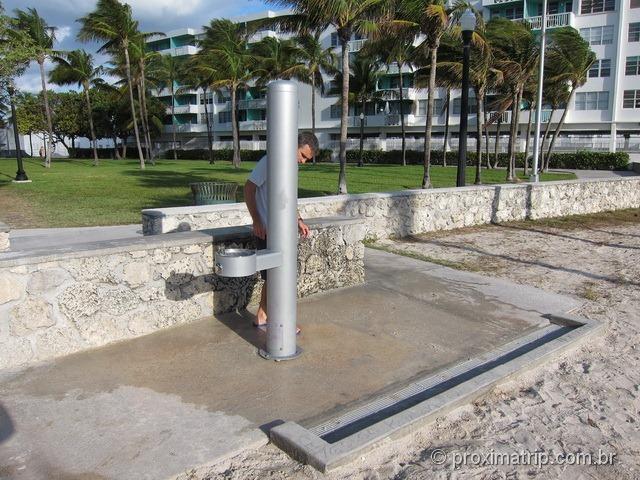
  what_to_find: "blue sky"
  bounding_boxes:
[5,0,273,92]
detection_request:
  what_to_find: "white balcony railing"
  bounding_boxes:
[163,124,207,133]
[238,98,267,110]
[526,12,574,30]
[378,88,419,101]
[170,105,200,115]
[172,45,199,56]
[348,39,367,52]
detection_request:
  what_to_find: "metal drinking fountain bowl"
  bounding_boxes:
[215,248,283,278]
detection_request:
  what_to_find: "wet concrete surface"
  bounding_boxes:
[0,249,580,479]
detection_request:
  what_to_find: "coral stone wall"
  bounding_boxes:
[0,222,9,252]
[0,217,364,371]
[142,177,640,239]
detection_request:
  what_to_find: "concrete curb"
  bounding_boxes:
[270,314,601,472]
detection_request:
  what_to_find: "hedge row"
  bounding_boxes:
[70,147,629,171]
[344,149,629,170]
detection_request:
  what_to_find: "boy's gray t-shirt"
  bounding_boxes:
[248,156,269,227]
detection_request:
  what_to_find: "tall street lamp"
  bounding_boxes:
[8,84,28,182]
[530,0,548,182]
[456,8,476,188]
[358,111,365,167]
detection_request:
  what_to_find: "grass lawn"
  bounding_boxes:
[0,157,576,228]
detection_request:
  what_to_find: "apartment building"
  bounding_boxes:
[146,1,640,154]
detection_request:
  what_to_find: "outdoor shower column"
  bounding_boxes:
[263,80,300,360]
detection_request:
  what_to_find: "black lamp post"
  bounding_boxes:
[358,111,365,167]
[456,9,476,188]
[8,84,28,182]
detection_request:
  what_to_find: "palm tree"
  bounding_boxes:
[185,53,219,164]
[12,8,56,168]
[131,35,161,164]
[542,27,595,168]
[252,36,304,84]
[539,78,570,172]
[77,0,146,169]
[486,17,539,182]
[400,0,452,188]
[333,53,385,167]
[49,49,103,165]
[267,0,392,193]
[293,32,336,164]
[198,19,255,168]
[151,54,184,161]
[365,29,416,167]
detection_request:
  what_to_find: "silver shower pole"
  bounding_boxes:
[263,80,300,360]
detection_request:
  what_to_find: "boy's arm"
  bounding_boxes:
[244,180,266,239]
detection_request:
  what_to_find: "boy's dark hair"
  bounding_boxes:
[298,131,319,155]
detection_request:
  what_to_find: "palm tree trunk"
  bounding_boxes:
[203,87,214,164]
[494,118,502,169]
[231,85,241,168]
[443,89,450,167]
[311,74,317,164]
[422,46,438,189]
[475,92,483,185]
[139,60,155,165]
[524,105,534,175]
[540,108,555,173]
[170,82,178,161]
[38,58,54,168]
[338,40,350,194]
[398,64,406,167]
[506,90,519,182]
[544,87,576,171]
[123,45,145,169]
[113,136,120,159]
[29,133,33,157]
[358,99,365,167]
[483,98,490,169]
[137,84,151,162]
[83,83,99,166]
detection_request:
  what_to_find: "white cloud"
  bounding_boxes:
[56,25,72,44]
[128,0,203,17]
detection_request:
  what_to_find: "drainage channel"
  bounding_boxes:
[270,314,601,472]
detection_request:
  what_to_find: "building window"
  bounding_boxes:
[589,59,612,77]
[580,26,614,45]
[218,111,232,123]
[504,5,523,19]
[626,56,640,75]
[452,98,478,115]
[575,91,609,110]
[632,0,640,8]
[581,0,616,14]
[330,104,342,119]
[331,32,338,47]
[630,23,640,42]
[623,90,640,108]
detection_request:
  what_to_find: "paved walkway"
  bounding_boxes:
[551,168,640,179]
[0,249,579,480]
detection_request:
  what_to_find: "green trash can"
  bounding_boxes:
[190,182,238,205]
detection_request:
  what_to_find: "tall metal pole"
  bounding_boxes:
[456,29,472,188]
[530,0,548,182]
[9,86,28,182]
[265,81,300,360]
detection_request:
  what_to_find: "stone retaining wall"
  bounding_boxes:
[0,217,364,371]
[0,222,9,252]
[142,177,640,239]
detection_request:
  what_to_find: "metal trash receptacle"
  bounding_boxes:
[189,182,238,205]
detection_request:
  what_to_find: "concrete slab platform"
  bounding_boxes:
[0,249,582,479]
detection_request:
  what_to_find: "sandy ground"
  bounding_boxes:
[189,213,640,480]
